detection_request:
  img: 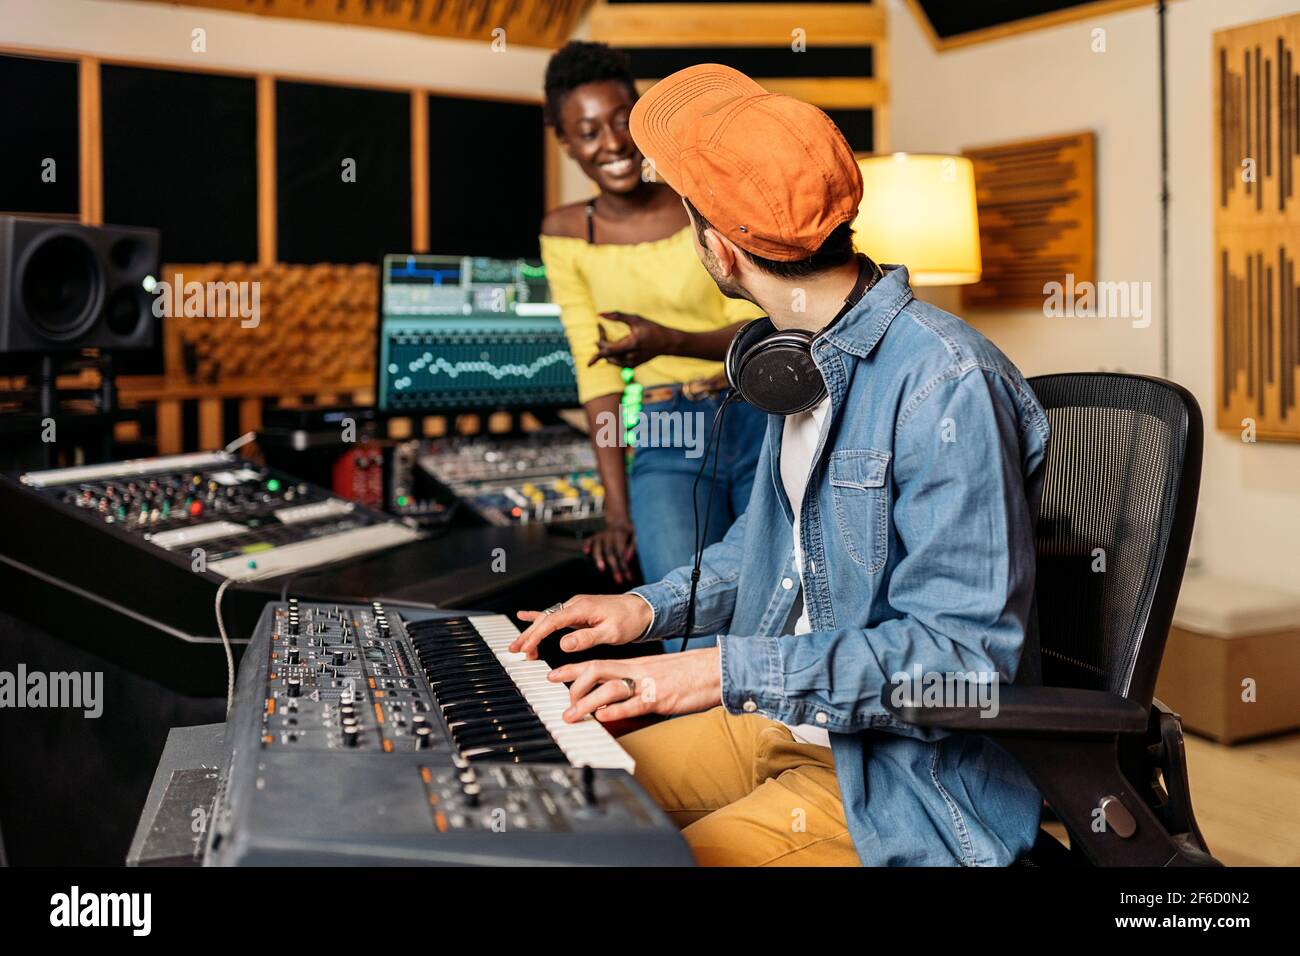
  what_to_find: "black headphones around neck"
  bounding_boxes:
[723,256,883,415]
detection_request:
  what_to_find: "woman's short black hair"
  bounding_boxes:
[544,41,638,133]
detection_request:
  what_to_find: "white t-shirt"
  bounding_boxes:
[778,396,833,749]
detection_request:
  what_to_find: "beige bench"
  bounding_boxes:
[1155,573,1300,743]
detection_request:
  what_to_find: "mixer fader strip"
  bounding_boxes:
[262,599,441,754]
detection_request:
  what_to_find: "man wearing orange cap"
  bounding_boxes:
[513,65,1050,866]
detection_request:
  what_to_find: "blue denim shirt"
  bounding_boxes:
[631,265,1052,866]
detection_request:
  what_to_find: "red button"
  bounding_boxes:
[189,500,203,516]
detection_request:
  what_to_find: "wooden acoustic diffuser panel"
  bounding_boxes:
[164,263,376,386]
[128,0,593,48]
[1214,13,1300,442]
[960,132,1095,311]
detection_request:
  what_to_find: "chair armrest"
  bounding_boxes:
[880,683,1148,735]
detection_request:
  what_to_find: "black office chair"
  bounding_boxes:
[884,372,1220,866]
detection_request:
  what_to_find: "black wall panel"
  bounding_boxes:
[609,1,869,4]
[101,65,257,263]
[917,0,1097,39]
[276,81,411,264]
[625,45,872,80]
[0,55,80,215]
[824,108,874,154]
[426,96,545,260]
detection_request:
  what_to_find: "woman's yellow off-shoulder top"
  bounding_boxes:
[539,226,763,405]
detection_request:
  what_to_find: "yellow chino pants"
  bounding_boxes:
[619,705,861,866]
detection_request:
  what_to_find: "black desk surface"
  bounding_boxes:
[242,523,593,612]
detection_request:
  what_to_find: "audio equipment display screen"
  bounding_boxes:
[376,253,579,412]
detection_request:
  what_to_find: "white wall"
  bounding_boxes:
[888,0,1300,593]
[0,0,550,98]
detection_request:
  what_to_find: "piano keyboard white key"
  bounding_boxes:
[464,614,635,772]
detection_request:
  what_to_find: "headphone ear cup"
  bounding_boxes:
[736,329,826,415]
[724,317,776,392]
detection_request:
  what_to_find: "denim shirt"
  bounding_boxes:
[631,266,1052,866]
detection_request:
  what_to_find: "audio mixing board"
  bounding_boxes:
[205,600,691,866]
[9,452,420,579]
[0,452,422,641]
[414,427,604,529]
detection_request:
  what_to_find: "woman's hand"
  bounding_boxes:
[590,311,682,368]
[582,515,636,585]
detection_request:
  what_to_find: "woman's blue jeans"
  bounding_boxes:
[627,389,767,652]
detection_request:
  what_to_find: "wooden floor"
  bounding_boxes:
[1042,729,1300,865]
[1181,730,1300,866]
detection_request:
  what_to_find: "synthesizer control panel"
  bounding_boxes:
[12,452,421,580]
[415,427,604,528]
[207,601,691,865]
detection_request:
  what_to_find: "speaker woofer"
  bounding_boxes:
[105,285,149,339]
[19,233,103,341]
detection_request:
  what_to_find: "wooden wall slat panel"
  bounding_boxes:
[1215,13,1300,441]
[960,131,1096,312]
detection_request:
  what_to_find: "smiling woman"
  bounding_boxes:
[539,41,769,615]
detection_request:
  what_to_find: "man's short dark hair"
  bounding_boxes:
[543,41,638,133]
[683,197,857,280]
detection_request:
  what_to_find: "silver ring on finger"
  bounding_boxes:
[543,602,565,615]
[621,677,637,700]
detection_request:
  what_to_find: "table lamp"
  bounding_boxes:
[854,153,982,286]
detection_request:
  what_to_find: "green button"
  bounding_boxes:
[267,478,281,492]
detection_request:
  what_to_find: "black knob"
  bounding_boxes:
[286,677,302,698]
[343,725,360,747]
[286,648,300,665]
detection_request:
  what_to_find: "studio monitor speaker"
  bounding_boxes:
[0,216,160,354]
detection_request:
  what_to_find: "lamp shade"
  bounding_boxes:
[853,153,982,286]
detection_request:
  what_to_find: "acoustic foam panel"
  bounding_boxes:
[101,65,257,263]
[916,0,1096,40]
[426,95,545,260]
[624,46,872,80]
[0,54,80,216]
[276,80,411,265]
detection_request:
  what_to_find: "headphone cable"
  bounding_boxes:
[680,391,737,650]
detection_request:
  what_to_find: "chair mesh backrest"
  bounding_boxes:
[1028,373,1199,703]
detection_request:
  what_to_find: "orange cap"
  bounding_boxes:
[629,64,863,262]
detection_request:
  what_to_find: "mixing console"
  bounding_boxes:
[12,452,420,580]
[206,600,691,866]
[416,427,604,528]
